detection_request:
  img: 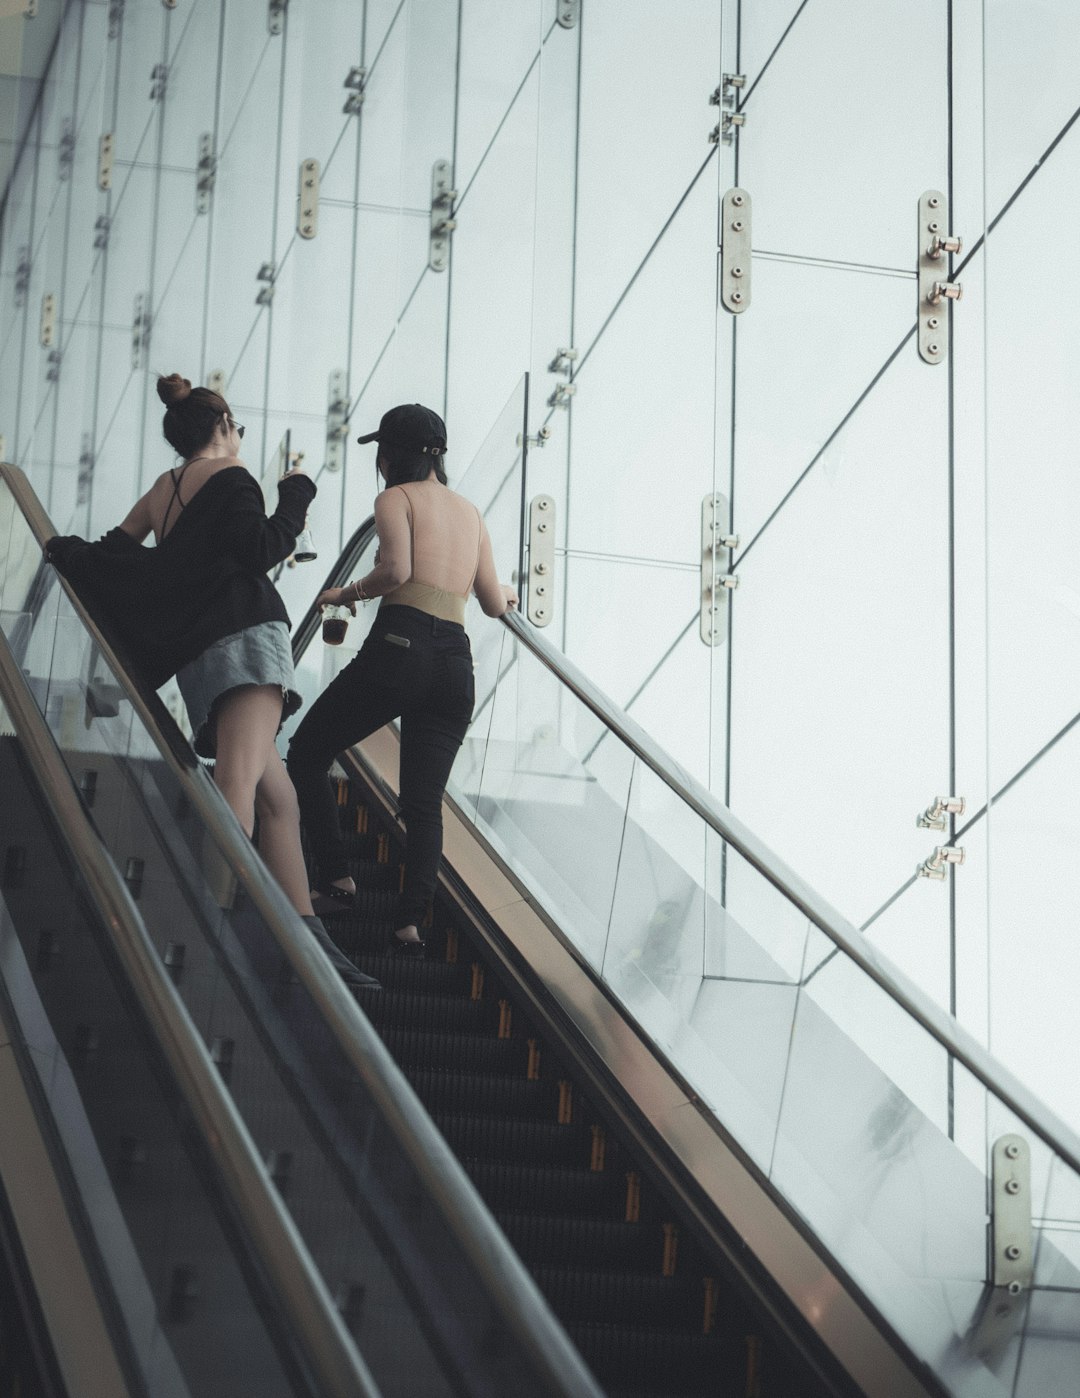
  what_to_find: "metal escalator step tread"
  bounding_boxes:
[432,1112,591,1167]
[365,991,501,1035]
[408,1070,560,1119]
[532,1265,704,1330]
[567,1323,734,1395]
[495,1212,658,1270]
[377,1026,531,1075]
[344,956,473,995]
[462,1159,624,1216]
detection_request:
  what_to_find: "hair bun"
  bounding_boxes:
[156,373,192,406]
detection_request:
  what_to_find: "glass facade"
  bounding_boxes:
[1,0,1078,1137]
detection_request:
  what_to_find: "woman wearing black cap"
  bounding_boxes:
[287,403,517,954]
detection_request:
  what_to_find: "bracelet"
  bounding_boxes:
[352,578,368,604]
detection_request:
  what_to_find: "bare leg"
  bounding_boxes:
[212,686,313,917]
[253,747,316,916]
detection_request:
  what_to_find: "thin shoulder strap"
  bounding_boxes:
[393,483,416,546]
[469,504,483,591]
[160,462,191,538]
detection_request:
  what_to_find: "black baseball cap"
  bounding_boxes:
[356,403,447,456]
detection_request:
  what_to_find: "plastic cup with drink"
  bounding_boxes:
[322,604,350,646]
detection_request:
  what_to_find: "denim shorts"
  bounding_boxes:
[177,620,301,758]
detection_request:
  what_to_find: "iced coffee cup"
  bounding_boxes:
[322,604,349,646]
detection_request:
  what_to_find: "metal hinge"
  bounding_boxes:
[701,494,737,645]
[46,349,61,383]
[991,1135,1033,1293]
[58,118,74,181]
[918,191,963,365]
[40,293,55,348]
[343,66,366,115]
[556,0,579,27]
[548,347,577,373]
[517,425,551,450]
[325,370,348,472]
[150,63,167,102]
[527,495,555,627]
[77,435,94,504]
[429,161,456,272]
[268,0,287,35]
[98,132,114,189]
[255,262,275,306]
[107,0,123,38]
[917,844,964,880]
[196,134,215,213]
[131,293,150,368]
[721,188,751,313]
[710,74,746,107]
[14,247,29,307]
[297,158,319,239]
[709,75,746,144]
[548,382,576,409]
[916,794,965,831]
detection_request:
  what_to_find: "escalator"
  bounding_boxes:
[2,459,1079,1397]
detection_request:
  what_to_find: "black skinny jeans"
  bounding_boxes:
[287,605,475,928]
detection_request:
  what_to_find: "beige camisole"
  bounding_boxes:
[381,483,483,625]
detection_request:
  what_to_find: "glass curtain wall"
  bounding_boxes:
[1,0,1077,1134]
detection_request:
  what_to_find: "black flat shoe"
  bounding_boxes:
[390,930,426,959]
[302,915,382,990]
[310,885,356,917]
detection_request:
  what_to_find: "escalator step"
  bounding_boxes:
[366,992,501,1036]
[408,1069,561,1119]
[378,1027,531,1076]
[569,1324,735,1395]
[433,1112,591,1167]
[532,1265,703,1329]
[463,1159,623,1216]
[495,1213,659,1271]
[345,955,473,996]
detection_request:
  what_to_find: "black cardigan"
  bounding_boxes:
[46,467,317,690]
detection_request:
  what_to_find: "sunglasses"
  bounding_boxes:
[224,415,245,439]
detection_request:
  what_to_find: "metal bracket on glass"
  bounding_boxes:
[548,382,576,409]
[98,133,114,190]
[162,0,176,9]
[23,0,37,16]
[917,845,964,880]
[14,248,29,307]
[918,191,962,365]
[721,188,751,314]
[150,63,167,103]
[268,0,287,35]
[325,369,348,473]
[46,350,61,383]
[517,425,551,450]
[196,134,215,214]
[107,1,123,38]
[255,262,275,306]
[131,293,150,368]
[206,370,226,395]
[429,161,457,272]
[58,119,74,182]
[548,347,577,373]
[701,494,737,646]
[297,158,319,239]
[343,67,367,115]
[77,434,94,505]
[93,216,110,251]
[917,794,965,831]
[527,495,556,628]
[991,1135,1033,1293]
[556,0,579,28]
[40,293,55,348]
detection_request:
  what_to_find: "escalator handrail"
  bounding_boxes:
[0,619,379,1398]
[0,464,603,1398]
[300,512,1080,1181]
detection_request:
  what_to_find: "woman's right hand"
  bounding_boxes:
[316,587,356,615]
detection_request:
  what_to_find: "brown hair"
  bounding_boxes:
[156,373,230,459]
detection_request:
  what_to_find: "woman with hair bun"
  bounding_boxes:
[47,372,380,992]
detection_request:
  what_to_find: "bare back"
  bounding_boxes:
[392,481,482,595]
